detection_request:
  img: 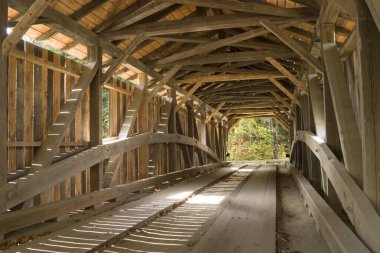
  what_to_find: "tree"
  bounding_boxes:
[227,118,288,160]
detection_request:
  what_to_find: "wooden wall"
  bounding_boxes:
[5,41,222,208]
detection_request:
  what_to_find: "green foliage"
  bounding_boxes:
[102,90,110,138]
[227,118,289,160]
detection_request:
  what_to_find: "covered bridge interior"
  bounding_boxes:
[0,0,380,252]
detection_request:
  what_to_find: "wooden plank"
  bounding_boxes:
[104,76,151,185]
[325,0,357,18]
[270,90,292,112]
[0,0,8,214]
[8,56,16,174]
[192,166,276,253]
[159,50,297,67]
[365,0,380,32]
[268,77,300,106]
[2,0,53,55]
[93,0,150,33]
[138,73,149,179]
[156,0,309,17]
[5,164,231,252]
[266,56,307,92]
[154,20,309,66]
[31,61,99,169]
[101,14,303,40]
[148,99,172,176]
[107,2,174,31]
[300,94,321,186]
[40,49,48,203]
[102,33,146,85]
[292,131,380,253]
[70,0,107,21]
[24,43,33,168]
[15,42,25,176]
[147,64,182,100]
[89,46,103,192]
[168,89,177,172]
[291,167,370,253]
[322,42,363,188]
[175,82,202,111]
[118,74,148,139]
[178,71,284,83]
[10,48,79,77]
[356,2,380,213]
[206,102,225,122]
[260,20,323,72]
[200,105,207,148]
[186,102,195,165]
[308,71,325,139]
[319,1,340,24]
[176,113,192,168]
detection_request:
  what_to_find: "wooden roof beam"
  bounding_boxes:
[102,33,146,84]
[175,81,203,112]
[154,18,313,66]
[157,50,297,67]
[148,64,182,100]
[364,0,380,32]
[206,102,225,122]
[328,0,357,19]
[260,20,323,72]
[101,14,308,40]
[93,0,150,33]
[70,0,108,21]
[2,0,53,55]
[268,77,301,106]
[177,71,284,83]
[266,56,307,93]
[105,2,175,32]
[37,0,108,42]
[156,0,311,17]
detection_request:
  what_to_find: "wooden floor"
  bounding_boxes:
[4,164,335,253]
[4,166,239,253]
[104,166,256,253]
[191,166,276,253]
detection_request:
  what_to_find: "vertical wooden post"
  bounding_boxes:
[214,121,221,159]
[200,105,207,145]
[296,108,303,169]
[323,76,342,160]
[356,1,380,213]
[308,70,325,139]
[168,88,177,172]
[200,104,207,164]
[308,65,342,212]
[321,26,363,187]
[138,73,148,179]
[210,118,216,152]
[186,101,194,166]
[218,121,224,160]
[300,95,310,173]
[88,45,103,192]
[0,0,8,215]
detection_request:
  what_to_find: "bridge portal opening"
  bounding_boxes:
[227,117,289,161]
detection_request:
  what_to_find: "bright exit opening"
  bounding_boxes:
[227,118,289,161]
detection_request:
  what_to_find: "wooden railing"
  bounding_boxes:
[291,131,380,252]
[2,133,220,210]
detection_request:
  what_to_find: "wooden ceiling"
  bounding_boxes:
[6,0,356,125]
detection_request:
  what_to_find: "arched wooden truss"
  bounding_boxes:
[4,133,220,209]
